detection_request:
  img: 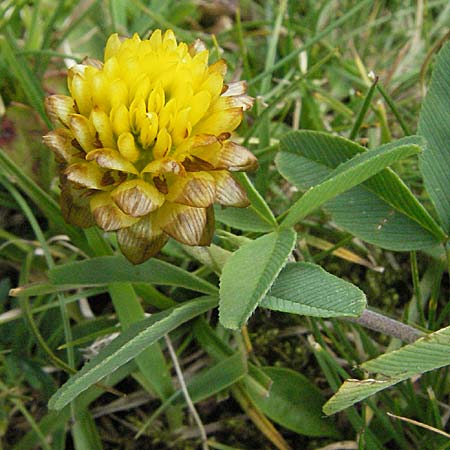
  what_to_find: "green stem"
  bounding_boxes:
[349,76,379,140]
[377,83,412,136]
[410,251,425,327]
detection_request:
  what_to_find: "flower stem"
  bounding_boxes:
[345,309,424,343]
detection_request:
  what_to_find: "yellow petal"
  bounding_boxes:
[188,91,211,127]
[129,98,146,133]
[173,133,217,158]
[45,95,76,127]
[208,59,227,77]
[166,172,215,208]
[109,79,128,109]
[159,203,207,246]
[193,107,243,136]
[211,171,249,207]
[103,56,120,79]
[172,107,191,146]
[130,76,150,104]
[104,33,122,61]
[90,192,138,231]
[199,72,223,101]
[149,29,162,50]
[152,128,172,160]
[147,83,165,114]
[69,72,92,117]
[162,29,177,50]
[91,108,116,148]
[91,72,111,112]
[64,162,108,190]
[139,112,158,149]
[111,104,130,137]
[117,132,139,162]
[85,148,138,174]
[69,114,97,152]
[111,179,164,217]
[158,98,177,130]
[117,214,168,264]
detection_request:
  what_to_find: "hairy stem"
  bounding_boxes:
[345,309,424,343]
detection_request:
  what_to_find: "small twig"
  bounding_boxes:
[164,335,209,450]
[387,412,450,439]
[345,309,424,343]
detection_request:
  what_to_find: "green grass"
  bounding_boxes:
[0,1,449,449]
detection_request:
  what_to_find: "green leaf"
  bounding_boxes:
[48,255,218,295]
[233,172,278,228]
[48,296,217,410]
[261,262,366,317]
[246,367,338,437]
[323,325,450,415]
[277,131,444,249]
[214,205,274,232]
[176,352,247,404]
[418,42,450,233]
[219,230,296,329]
[72,409,102,450]
[280,135,423,228]
[0,35,50,126]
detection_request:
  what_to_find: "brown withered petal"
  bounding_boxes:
[43,129,80,163]
[117,214,168,264]
[90,192,138,231]
[188,38,207,56]
[64,162,107,190]
[181,155,215,172]
[82,57,103,69]
[86,148,138,174]
[111,179,164,217]
[141,158,184,176]
[217,141,258,172]
[212,171,249,207]
[45,95,76,128]
[222,81,248,97]
[197,205,215,246]
[69,114,97,152]
[166,173,216,208]
[159,203,207,246]
[60,177,94,228]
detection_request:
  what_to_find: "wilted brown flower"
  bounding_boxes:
[44,29,257,264]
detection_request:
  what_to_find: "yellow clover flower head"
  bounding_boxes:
[44,29,257,264]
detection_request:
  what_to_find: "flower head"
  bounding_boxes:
[44,30,257,263]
